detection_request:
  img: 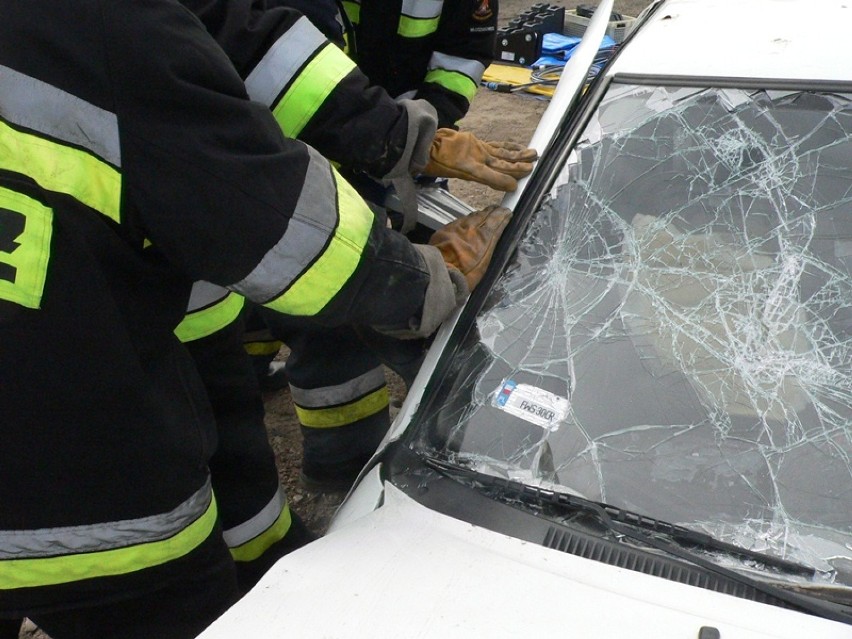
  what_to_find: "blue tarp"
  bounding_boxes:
[533,33,617,68]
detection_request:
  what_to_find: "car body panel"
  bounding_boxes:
[200,484,851,638]
[610,0,852,82]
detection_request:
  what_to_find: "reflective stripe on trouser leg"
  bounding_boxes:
[223,487,292,563]
[257,311,391,471]
[184,317,293,564]
[242,301,284,384]
[290,366,388,428]
[0,481,217,590]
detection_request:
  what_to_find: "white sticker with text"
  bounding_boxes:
[492,380,569,431]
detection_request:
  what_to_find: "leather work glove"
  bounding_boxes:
[423,129,538,192]
[429,205,513,291]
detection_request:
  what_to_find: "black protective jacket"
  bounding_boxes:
[0,0,437,614]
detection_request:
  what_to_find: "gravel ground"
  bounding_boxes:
[18,2,651,637]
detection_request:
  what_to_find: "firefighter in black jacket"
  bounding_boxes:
[342,0,498,129]
[234,0,532,488]
[0,1,511,636]
[172,0,445,593]
[172,0,533,589]
[178,1,535,500]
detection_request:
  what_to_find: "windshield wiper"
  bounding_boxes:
[424,455,852,625]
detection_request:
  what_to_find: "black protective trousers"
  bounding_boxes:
[257,306,392,482]
[185,313,315,593]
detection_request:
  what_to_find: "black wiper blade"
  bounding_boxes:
[577,496,815,577]
[425,456,812,574]
[424,455,852,625]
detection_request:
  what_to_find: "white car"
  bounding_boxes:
[202,1,852,636]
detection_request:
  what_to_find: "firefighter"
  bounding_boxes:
[0,1,511,636]
[244,0,530,489]
[179,0,535,494]
[341,0,499,129]
[173,0,531,582]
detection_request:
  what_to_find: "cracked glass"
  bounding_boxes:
[414,83,852,589]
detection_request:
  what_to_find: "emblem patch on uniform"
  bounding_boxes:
[473,0,493,21]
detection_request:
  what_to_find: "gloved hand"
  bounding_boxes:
[429,205,513,291]
[422,129,538,191]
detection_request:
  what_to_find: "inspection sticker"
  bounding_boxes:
[493,380,569,431]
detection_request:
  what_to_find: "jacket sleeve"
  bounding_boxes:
[109,0,449,332]
[415,0,499,128]
[181,0,432,180]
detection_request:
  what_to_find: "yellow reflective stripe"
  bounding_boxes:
[0,119,121,223]
[243,340,283,356]
[342,1,360,25]
[174,292,245,343]
[425,69,479,102]
[398,15,440,38]
[264,168,372,316]
[0,187,52,309]
[229,505,292,563]
[271,43,356,139]
[295,385,389,428]
[0,498,218,590]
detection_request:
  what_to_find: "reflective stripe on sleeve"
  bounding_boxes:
[424,53,485,102]
[398,0,443,38]
[0,120,121,224]
[174,285,245,343]
[0,480,217,589]
[0,65,121,223]
[224,487,292,563]
[245,16,356,139]
[271,43,356,139]
[0,65,120,167]
[291,366,389,428]
[233,148,373,317]
[245,17,326,110]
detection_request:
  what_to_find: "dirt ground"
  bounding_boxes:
[19,2,648,638]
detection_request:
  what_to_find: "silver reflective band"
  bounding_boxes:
[222,486,287,547]
[245,16,326,108]
[290,365,385,408]
[428,52,486,84]
[0,64,121,168]
[401,0,443,19]
[0,479,212,559]
[185,281,230,313]
[233,147,338,302]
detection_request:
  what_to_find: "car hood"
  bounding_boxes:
[199,483,850,638]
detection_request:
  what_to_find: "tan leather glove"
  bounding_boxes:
[423,129,538,192]
[428,205,513,291]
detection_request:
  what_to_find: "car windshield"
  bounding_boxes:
[412,82,852,588]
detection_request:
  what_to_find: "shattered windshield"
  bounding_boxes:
[414,83,852,588]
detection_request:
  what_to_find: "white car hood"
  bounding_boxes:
[200,484,850,638]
